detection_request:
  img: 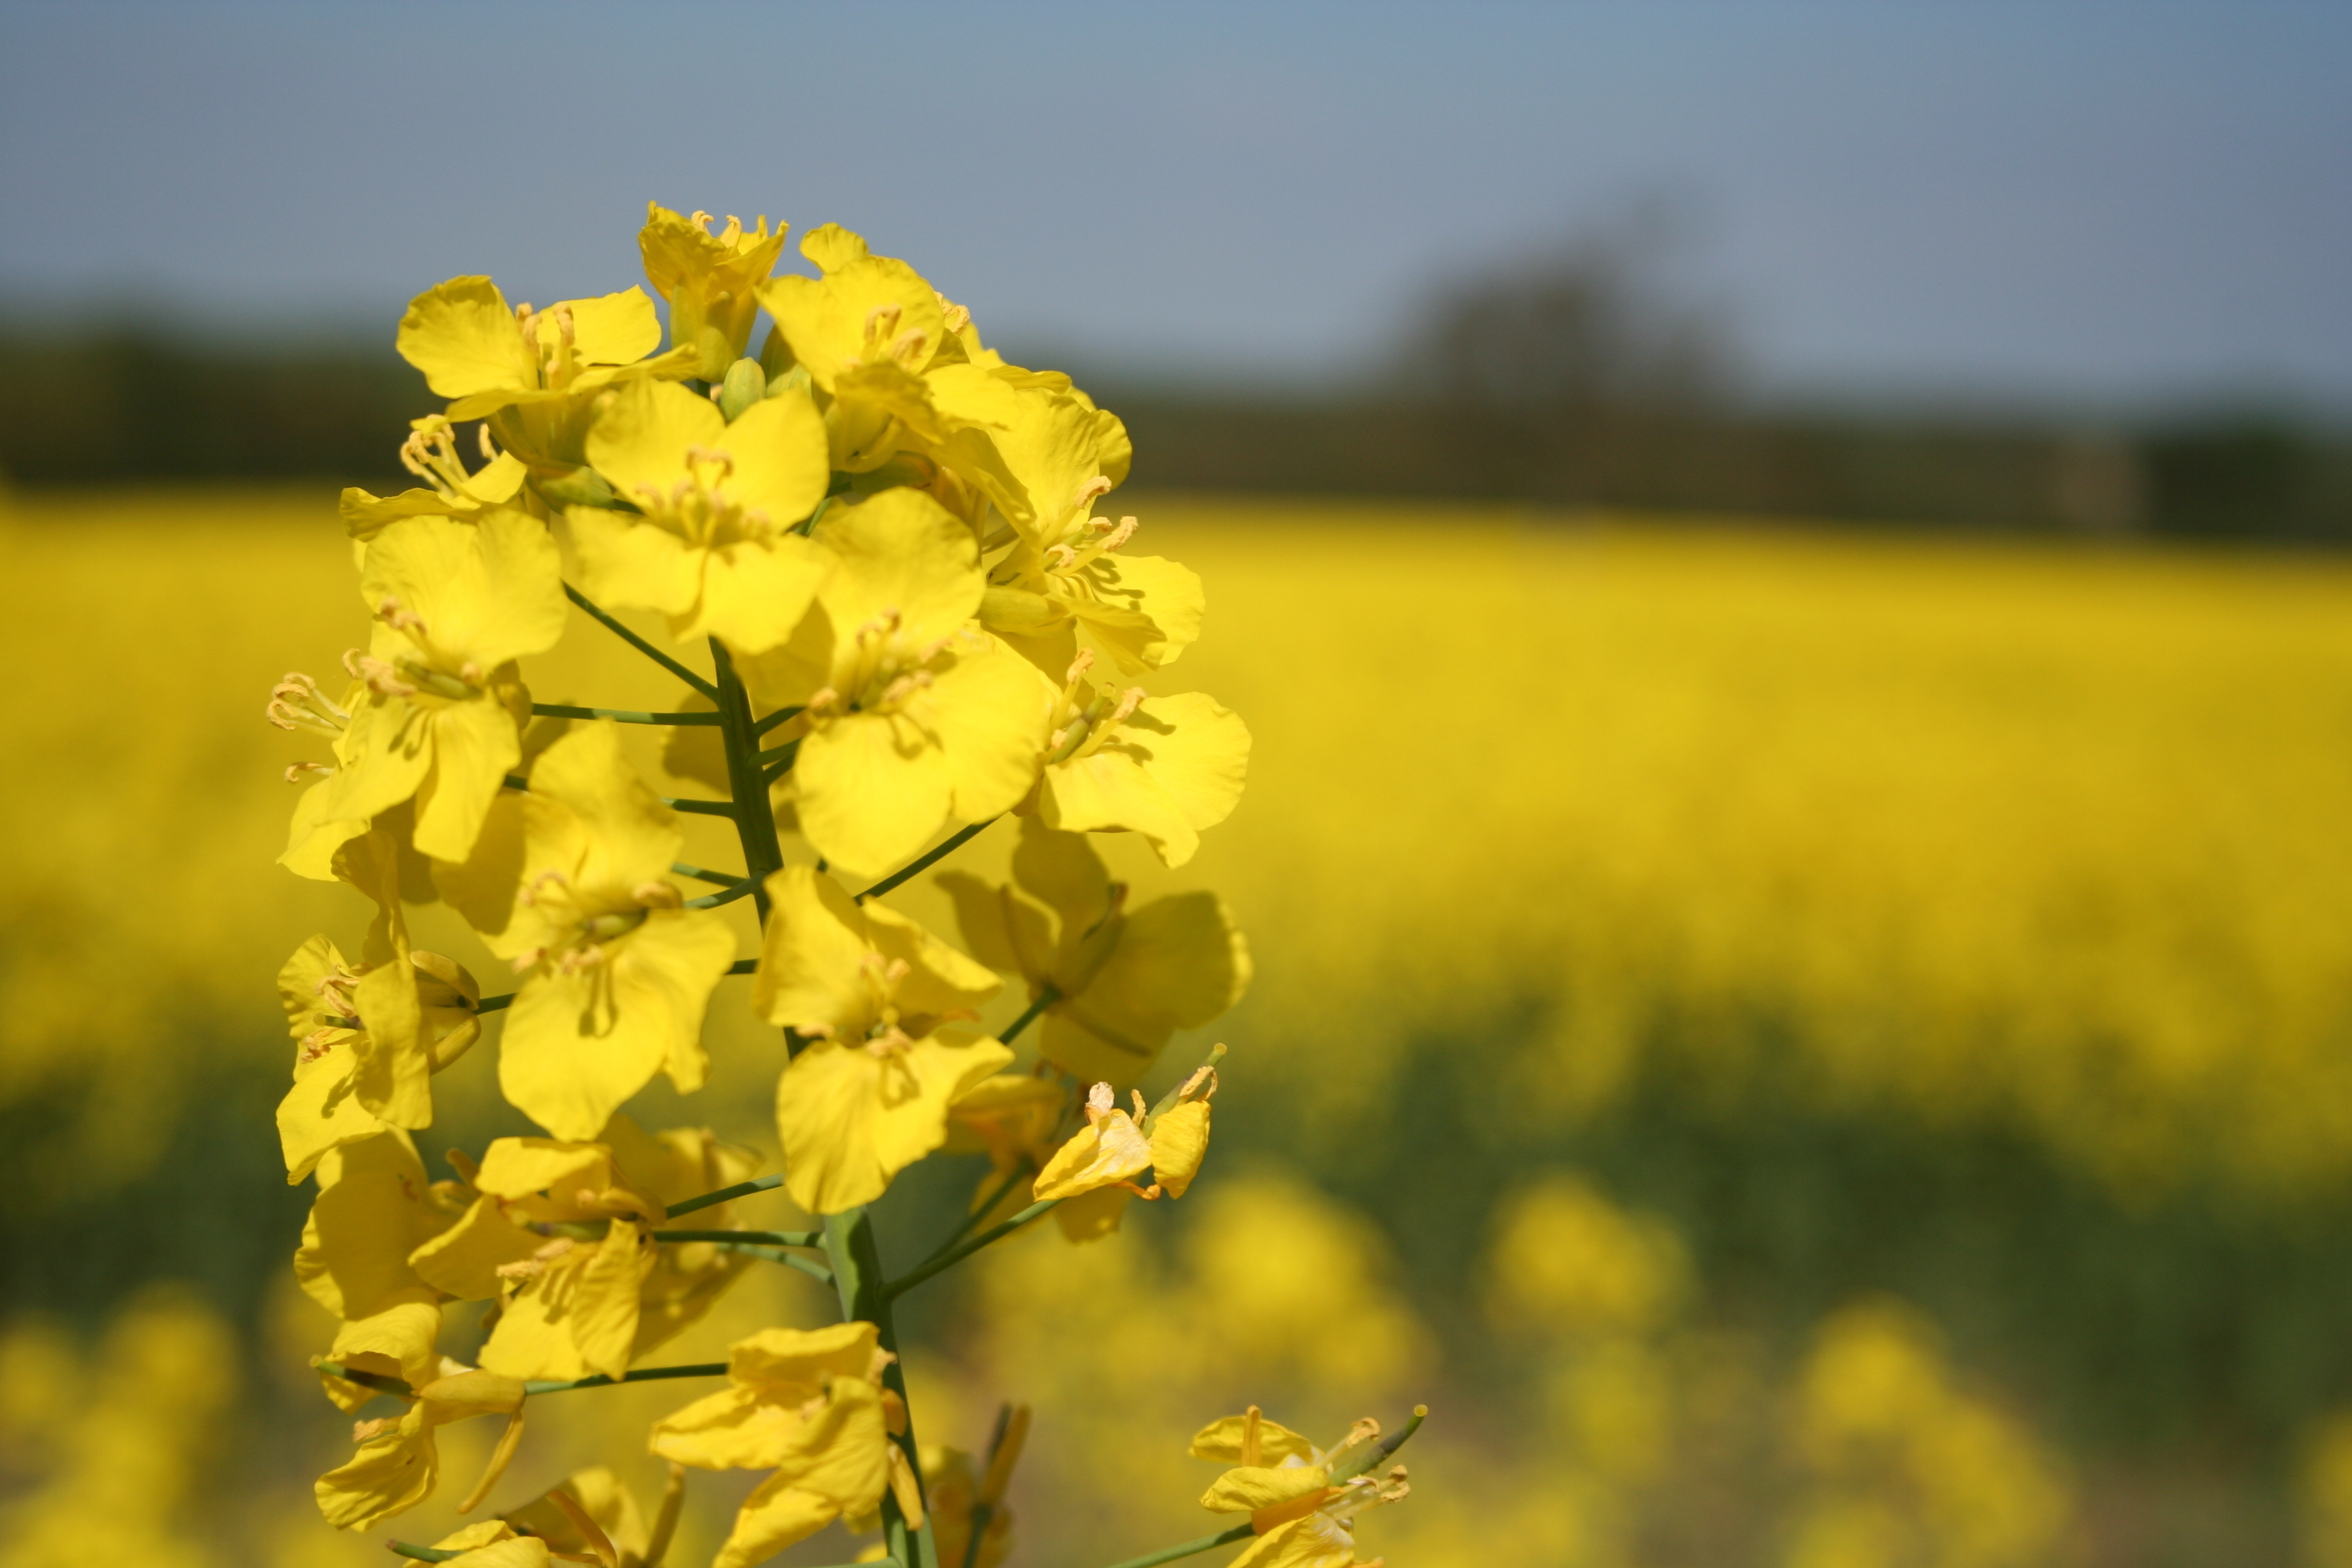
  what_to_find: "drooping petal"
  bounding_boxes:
[774,1028,1013,1214]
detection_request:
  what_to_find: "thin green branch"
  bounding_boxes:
[476,993,514,1015]
[923,1165,1032,1262]
[718,1242,833,1285]
[672,861,743,887]
[564,583,717,699]
[1092,1522,1255,1568]
[1000,985,1058,1045]
[522,1362,728,1396]
[532,703,723,726]
[754,705,805,737]
[666,796,739,818]
[386,1541,461,1562]
[883,1198,1058,1301]
[664,1172,783,1220]
[684,877,759,911]
[655,1228,821,1248]
[727,958,757,976]
[1334,1403,1429,1481]
[857,818,996,904]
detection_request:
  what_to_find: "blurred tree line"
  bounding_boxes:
[2,256,2346,540]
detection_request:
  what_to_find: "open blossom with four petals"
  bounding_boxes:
[1030,655,1251,868]
[436,721,738,1141]
[651,1321,923,1568]
[941,817,1249,1088]
[340,413,530,540]
[745,487,1053,879]
[976,387,1203,677]
[567,375,833,651]
[282,510,567,872]
[754,866,1012,1213]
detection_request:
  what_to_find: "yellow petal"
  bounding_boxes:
[1225,1515,1359,1568]
[760,253,947,394]
[775,1028,1013,1214]
[1145,1100,1213,1200]
[399,277,534,399]
[1199,1465,1331,1514]
[408,1195,543,1300]
[318,1294,444,1411]
[542,288,664,367]
[316,1404,436,1531]
[713,1477,842,1568]
[412,691,529,864]
[1031,1111,1153,1202]
[917,637,1054,822]
[811,487,983,649]
[566,505,710,623]
[277,1034,388,1185]
[793,711,953,881]
[1188,1413,1319,1465]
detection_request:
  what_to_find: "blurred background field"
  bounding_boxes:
[7,486,2352,1567]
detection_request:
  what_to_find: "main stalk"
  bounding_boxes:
[708,641,934,1568]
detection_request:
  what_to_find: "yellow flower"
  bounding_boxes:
[461,1141,660,1385]
[313,1364,527,1531]
[341,414,531,541]
[435,721,738,1141]
[757,225,967,475]
[754,866,1012,1213]
[281,510,567,872]
[742,488,1054,879]
[1031,1060,1220,1205]
[640,203,791,380]
[566,374,831,651]
[650,1322,924,1568]
[1191,1407,1412,1568]
[502,1462,687,1568]
[1030,656,1251,868]
[975,389,1202,676]
[278,829,482,1181]
[939,818,1249,1087]
[398,275,688,424]
[294,1130,459,1337]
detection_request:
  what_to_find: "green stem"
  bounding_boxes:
[564,583,718,700]
[521,1362,728,1396]
[883,1198,1059,1301]
[1092,1523,1256,1568]
[826,1208,936,1568]
[662,1173,783,1220]
[655,1228,821,1247]
[999,985,1058,1045]
[672,861,744,887]
[857,819,996,904]
[921,1164,1031,1262]
[387,1541,462,1562]
[532,703,723,725]
[666,797,738,818]
[684,878,759,911]
[718,1242,832,1285]
[753,704,805,737]
[709,638,786,921]
[316,1360,412,1396]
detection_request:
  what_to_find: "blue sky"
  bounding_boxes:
[1,1,2345,409]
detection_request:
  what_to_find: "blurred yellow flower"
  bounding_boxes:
[744,487,1051,879]
[435,721,738,1142]
[640,203,790,380]
[282,510,566,872]
[939,817,1248,1087]
[650,1321,921,1568]
[755,866,1011,1213]
[568,375,831,651]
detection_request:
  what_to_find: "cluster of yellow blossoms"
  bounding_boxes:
[267,205,1420,1568]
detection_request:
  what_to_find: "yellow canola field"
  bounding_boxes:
[4,489,2351,1202]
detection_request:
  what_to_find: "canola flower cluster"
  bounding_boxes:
[265,205,1421,1568]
